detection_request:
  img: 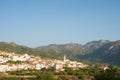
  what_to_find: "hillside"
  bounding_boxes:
[84,40,120,65]
[36,40,110,58]
[36,43,85,57]
[0,42,62,59]
[83,40,110,53]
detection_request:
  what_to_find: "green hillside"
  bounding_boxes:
[0,42,62,59]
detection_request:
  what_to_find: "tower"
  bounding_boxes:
[63,55,66,63]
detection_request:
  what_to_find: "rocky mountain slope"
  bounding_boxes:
[36,43,85,57]
[84,40,120,65]
[83,40,110,53]
[36,40,110,56]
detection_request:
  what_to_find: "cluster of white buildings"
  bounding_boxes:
[0,51,88,72]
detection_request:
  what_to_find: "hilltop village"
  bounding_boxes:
[0,51,88,72]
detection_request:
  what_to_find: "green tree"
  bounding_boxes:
[37,72,55,80]
[64,67,75,75]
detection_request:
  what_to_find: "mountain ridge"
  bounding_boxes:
[36,40,120,66]
[0,40,120,66]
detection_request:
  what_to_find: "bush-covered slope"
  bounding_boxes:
[0,42,62,59]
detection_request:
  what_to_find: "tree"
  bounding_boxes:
[64,67,75,75]
[37,72,55,80]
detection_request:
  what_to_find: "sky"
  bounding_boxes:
[0,0,120,47]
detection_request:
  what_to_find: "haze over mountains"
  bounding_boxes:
[0,40,120,66]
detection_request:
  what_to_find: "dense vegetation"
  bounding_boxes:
[1,65,120,80]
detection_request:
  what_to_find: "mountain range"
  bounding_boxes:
[36,40,111,57]
[0,40,120,66]
[36,40,120,66]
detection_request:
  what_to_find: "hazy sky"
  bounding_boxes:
[0,0,120,47]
